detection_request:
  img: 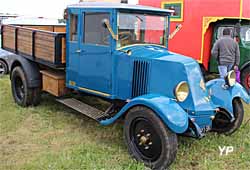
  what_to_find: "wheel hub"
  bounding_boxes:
[139,135,148,145]
[138,132,152,148]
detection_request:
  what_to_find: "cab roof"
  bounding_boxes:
[67,2,173,14]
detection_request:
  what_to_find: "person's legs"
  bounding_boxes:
[218,65,228,78]
[227,64,234,72]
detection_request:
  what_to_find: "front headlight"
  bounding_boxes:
[226,70,236,86]
[175,81,189,102]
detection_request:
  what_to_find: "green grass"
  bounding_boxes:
[0,75,250,170]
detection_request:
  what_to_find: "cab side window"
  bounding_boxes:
[70,14,78,41]
[84,12,110,46]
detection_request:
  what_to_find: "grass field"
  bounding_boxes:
[0,75,250,170]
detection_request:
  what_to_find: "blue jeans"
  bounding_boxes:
[218,64,233,78]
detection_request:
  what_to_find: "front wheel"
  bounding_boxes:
[124,106,177,170]
[212,98,244,135]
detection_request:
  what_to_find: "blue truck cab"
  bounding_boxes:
[2,2,250,169]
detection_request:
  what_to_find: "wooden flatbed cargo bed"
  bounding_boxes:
[1,25,66,68]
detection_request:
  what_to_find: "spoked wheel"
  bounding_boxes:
[11,66,41,107]
[241,66,250,93]
[124,106,177,170]
[212,98,244,135]
[0,60,8,76]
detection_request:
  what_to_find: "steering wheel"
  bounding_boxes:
[102,31,134,45]
[118,31,133,41]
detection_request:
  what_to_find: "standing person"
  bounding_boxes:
[211,28,240,78]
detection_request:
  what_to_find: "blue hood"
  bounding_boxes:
[121,45,216,113]
[122,45,194,62]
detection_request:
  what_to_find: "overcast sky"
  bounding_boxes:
[0,0,79,19]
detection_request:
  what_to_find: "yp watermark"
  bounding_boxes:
[219,146,234,156]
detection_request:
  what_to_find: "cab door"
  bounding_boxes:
[66,8,81,87]
[78,11,113,96]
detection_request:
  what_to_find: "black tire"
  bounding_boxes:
[124,106,177,170]
[240,66,250,93]
[0,60,8,76]
[11,66,41,107]
[212,98,244,135]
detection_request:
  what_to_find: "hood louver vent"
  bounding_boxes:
[132,60,149,97]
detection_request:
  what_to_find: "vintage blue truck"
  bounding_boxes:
[1,2,250,169]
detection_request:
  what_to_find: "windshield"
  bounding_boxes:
[117,12,168,48]
[240,26,250,44]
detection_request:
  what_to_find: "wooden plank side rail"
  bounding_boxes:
[21,25,66,32]
[1,25,66,68]
[1,25,16,51]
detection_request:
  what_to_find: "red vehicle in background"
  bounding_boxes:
[139,0,250,90]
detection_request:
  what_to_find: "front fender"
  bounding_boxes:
[100,94,189,134]
[206,79,250,114]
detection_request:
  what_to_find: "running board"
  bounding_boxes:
[56,98,109,121]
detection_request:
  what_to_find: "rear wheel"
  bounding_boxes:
[240,66,250,92]
[0,60,8,76]
[124,106,177,170]
[11,66,41,107]
[212,98,244,135]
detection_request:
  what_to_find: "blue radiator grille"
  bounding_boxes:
[132,60,149,97]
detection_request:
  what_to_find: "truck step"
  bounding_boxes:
[56,98,109,121]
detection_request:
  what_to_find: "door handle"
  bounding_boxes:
[76,49,81,53]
